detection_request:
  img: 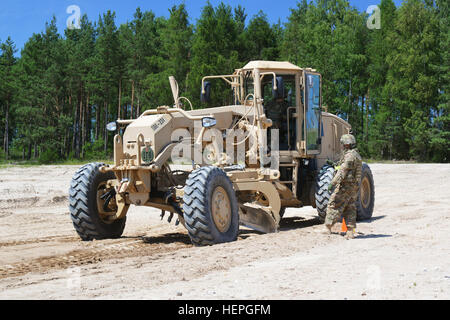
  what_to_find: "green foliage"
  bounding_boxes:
[244,11,279,60]
[0,0,448,164]
[282,0,447,162]
[82,139,107,160]
[187,2,244,107]
[38,148,60,164]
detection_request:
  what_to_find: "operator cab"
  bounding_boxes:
[240,61,322,155]
[238,61,323,207]
[199,60,323,156]
[260,75,296,151]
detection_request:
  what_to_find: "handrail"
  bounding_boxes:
[286,106,296,150]
[116,106,211,125]
[259,72,277,91]
[177,96,194,110]
[201,74,240,94]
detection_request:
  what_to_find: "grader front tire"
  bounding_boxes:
[182,166,239,246]
[69,162,126,241]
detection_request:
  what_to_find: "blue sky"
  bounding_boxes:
[0,0,403,55]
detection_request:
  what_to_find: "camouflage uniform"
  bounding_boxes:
[325,147,362,229]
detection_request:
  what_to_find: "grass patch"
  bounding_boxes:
[363,158,419,164]
[0,158,113,168]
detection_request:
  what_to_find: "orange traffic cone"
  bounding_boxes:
[341,218,348,232]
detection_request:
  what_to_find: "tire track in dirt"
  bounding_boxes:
[0,235,79,248]
[0,233,193,280]
[0,196,68,212]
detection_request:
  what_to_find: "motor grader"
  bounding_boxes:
[69,60,375,245]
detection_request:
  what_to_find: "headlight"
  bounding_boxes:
[202,117,217,128]
[106,121,117,132]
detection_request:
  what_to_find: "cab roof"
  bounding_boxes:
[241,60,303,71]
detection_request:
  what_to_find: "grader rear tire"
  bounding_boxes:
[279,207,286,219]
[356,163,375,221]
[315,164,335,222]
[69,162,126,241]
[182,166,239,246]
[315,163,375,222]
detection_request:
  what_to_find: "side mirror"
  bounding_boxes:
[106,121,117,132]
[200,81,211,103]
[272,77,285,99]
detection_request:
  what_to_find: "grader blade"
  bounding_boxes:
[239,204,278,234]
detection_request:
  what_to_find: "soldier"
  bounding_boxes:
[264,91,289,149]
[325,133,362,239]
[265,95,289,131]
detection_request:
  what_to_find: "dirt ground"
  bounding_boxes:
[0,163,449,300]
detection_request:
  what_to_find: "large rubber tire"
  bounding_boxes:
[315,164,335,222]
[69,162,126,241]
[182,166,239,246]
[356,163,375,221]
[279,207,286,219]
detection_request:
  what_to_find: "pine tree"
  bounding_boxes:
[119,8,160,118]
[188,1,243,107]
[244,11,279,61]
[0,37,17,160]
[366,0,397,159]
[94,11,121,153]
[429,0,450,162]
[385,0,440,160]
[145,5,193,109]
[65,15,96,158]
[283,0,369,150]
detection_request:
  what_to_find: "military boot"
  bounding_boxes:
[324,224,333,234]
[345,227,356,239]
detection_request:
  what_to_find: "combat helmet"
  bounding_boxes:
[340,134,356,146]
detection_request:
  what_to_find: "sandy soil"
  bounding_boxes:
[0,163,449,300]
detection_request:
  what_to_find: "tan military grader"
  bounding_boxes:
[69,61,375,245]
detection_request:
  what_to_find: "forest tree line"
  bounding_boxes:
[0,0,448,163]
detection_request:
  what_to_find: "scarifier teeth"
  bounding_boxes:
[168,212,174,223]
[160,210,165,220]
[175,219,180,226]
